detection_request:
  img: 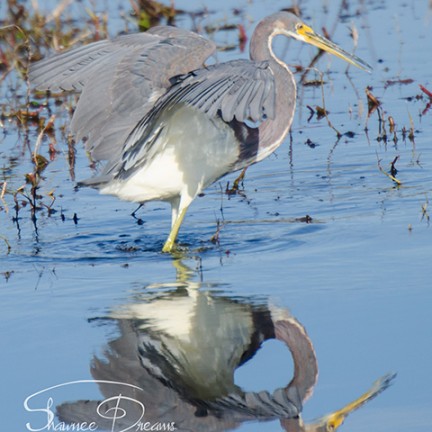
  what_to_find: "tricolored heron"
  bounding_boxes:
[30,12,371,252]
[55,270,393,430]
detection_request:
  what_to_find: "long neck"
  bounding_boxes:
[250,20,296,162]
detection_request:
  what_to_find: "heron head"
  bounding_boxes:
[276,13,372,72]
[303,411,347,432]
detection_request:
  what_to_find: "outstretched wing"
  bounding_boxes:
[29,27,216,161]
[114,59,276,178]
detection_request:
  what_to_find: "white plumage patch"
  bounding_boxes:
[100,105,240,207]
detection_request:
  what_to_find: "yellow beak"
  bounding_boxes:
[307,373,395,431]
[297,24,372,72]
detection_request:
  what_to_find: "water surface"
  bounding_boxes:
[1,1,431,431]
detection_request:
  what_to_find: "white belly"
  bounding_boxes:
[100,105,240,204]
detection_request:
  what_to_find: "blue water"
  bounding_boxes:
[1,0,432,431]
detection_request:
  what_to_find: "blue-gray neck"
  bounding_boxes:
[250,15,297,162]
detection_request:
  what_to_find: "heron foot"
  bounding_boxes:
[161,207,188,253]
[162,237,176,253]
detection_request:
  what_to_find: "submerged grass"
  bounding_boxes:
[0,1,106,233]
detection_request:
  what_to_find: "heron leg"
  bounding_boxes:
[162,206,188,253]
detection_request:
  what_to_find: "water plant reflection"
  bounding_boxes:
[57,260,394,431]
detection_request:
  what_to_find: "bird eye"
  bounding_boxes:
[296,23,304,31]
[327,422,335,431]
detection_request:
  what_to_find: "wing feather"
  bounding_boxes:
[29,28,216,163]
[30,39,115,92]
[167,60,276,123]
[112,60,276,179]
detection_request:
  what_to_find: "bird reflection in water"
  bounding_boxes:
[57,260,394,431]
